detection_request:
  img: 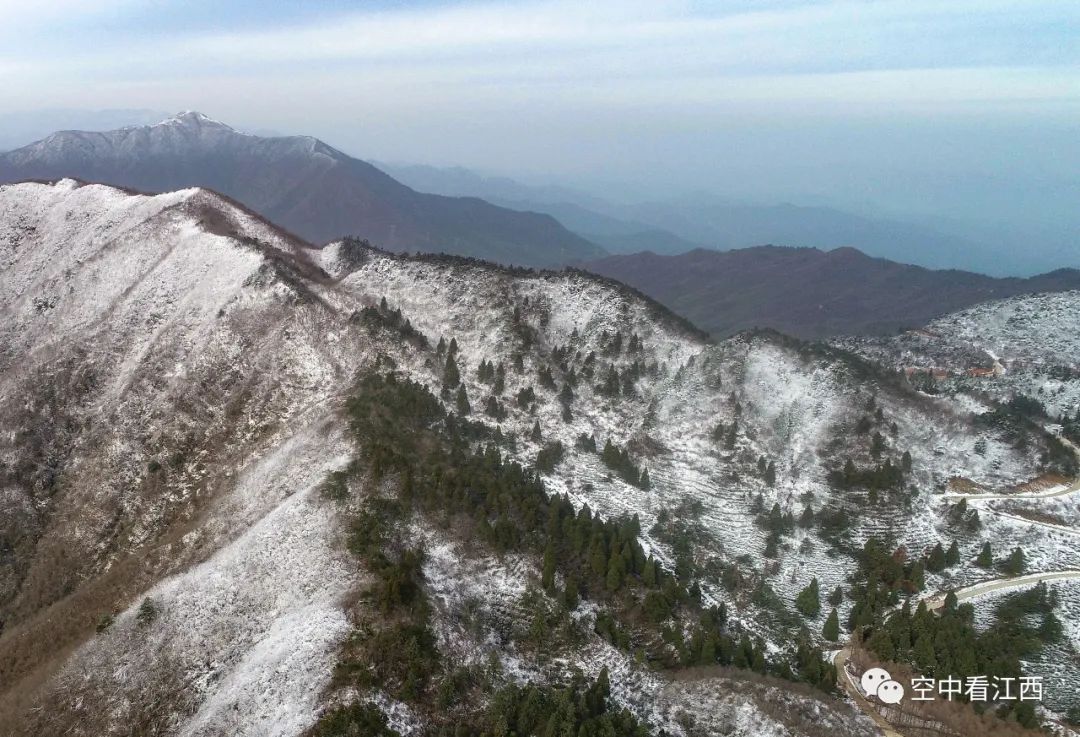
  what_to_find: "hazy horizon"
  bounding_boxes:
[1,1,1076,274]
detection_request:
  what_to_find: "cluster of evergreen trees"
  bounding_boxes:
[342,369,836,700]
[864,584,1059,728]
[986,389,1079,475]
[829,457,905,494]
[1062,408,1080,446]
[751,498,797,559]
[599,438,650,489]
[471,670,650,737]
[345,371,672,615]
[711,419,739,450]
[355,297,429,348]
[475,358,506,394]
[535,441,565,473]
[601,329,645,357]
[594,358,651,398]
[843,537,1047,727]
[846,538,926,632]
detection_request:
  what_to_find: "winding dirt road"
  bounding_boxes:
[941,435,1080,502]
[941,474,1080,502]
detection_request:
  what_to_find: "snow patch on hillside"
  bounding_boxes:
[54,423,356,737]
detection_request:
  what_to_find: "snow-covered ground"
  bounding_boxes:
[1,180,1072,736]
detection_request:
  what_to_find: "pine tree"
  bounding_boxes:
[599,365,620,397]
[795,578,821,618]
[590,542,608,579]
[901,450,913,472]
[828,586,843,606]
[136,597,157,626]
[975,541,993,568]
[926,542,946,572]
[871,431,886,458]
[843,458,856,486]
[443,353,460,389]
[448,337,459,357]
[907,559,924,590]
[642,557,658,587]
[751,646,766,674]
[767,503,783,531]
[764,461,777,487]
[764,536,779,559]
[913,632,937,671]
[606,554,625,591]
[945,540,960,567]
[455,385,471,416]
[868,627,895,661]
[640,468,651,490]
[538,366,556,390]
[1002,546,1025,575]
[822,608,840,641]
[542,543,556,592]
[733,635,751,669]
[531,420,542,442]
[700,635,717,665]
[562,577,579,610]
[724,421,738,450]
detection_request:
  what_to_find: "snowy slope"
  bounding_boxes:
[0,180,375,736]
[321,244,1058,645]
[0,180,1064,736]
[929,290,1080,368]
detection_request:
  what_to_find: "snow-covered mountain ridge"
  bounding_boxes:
[0,112,605,266]
[0,180,1070,736]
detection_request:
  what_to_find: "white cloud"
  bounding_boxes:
[0,0,134,30]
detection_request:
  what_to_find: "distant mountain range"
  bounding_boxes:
[380,162,1010,272]
[381,162,707,256]
[0,112,604,268]
[6,118,1076,341]
[583,246,1080,339]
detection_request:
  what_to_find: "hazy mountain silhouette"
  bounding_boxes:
[584,246,1080,339]
[0,112,605,267]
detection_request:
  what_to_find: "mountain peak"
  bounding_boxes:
[155,111,233,130]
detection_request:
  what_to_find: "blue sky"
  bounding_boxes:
[1,0,1077,269]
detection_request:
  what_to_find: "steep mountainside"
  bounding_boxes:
[928,290,1080,368]
[583,246,1080,339]
[0,112,605,267]
[834,291,1080,427]
[0,181,1072,736]
[831,292,1080,719]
